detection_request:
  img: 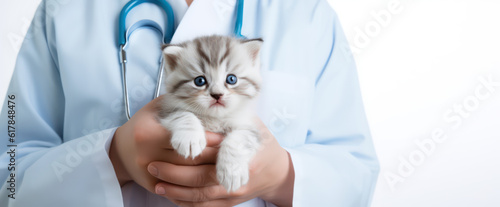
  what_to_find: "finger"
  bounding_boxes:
[148,162,218,187]
[155,182,231,202]
[170,199,242,207]
[159,131,222,150]
[132,112,174,149]
[153,146,218,165]
[205,131,223,147]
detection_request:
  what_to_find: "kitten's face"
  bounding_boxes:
[162,36,263,117]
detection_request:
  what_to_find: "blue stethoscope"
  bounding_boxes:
[118,0,245,119]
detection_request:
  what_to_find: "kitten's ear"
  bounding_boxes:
[162,44,183,71]
[241,38,263,63]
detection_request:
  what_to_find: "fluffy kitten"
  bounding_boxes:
[158,35,263,192]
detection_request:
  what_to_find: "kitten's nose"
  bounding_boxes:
[210,93,223,100]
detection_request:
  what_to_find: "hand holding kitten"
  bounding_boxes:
[149,118,295,207]
[109,98,294,207]
[109,35,294,206]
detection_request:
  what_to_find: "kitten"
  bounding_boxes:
[158,35,263,192]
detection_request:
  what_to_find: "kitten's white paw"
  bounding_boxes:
[217,161,249,192]
[171,130,206,159]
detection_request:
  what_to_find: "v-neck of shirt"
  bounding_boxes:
[170,0,238,44]
[167,0,189,27]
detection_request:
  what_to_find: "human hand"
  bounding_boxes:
[148,118,295,207]
[108,97,224,194]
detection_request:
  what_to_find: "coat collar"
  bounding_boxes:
[170,0,240,44]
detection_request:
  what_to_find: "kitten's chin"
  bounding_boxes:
[209,103,226,108]
[205,107,228,117]
[200,99,252,117]
[206,102,243,117]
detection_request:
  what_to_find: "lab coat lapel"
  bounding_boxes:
[170,0,237,44]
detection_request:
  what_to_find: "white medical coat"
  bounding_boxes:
[0,0,379,206]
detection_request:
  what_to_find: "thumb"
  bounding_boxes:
[205,131,224,147]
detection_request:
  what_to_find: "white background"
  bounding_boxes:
[1,0,499,206]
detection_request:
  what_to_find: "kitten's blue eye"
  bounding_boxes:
[226,74,237,85]
[194,76,206,86]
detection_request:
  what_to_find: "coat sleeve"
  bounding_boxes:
[0,2,123,206]
[282,4,380,207]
